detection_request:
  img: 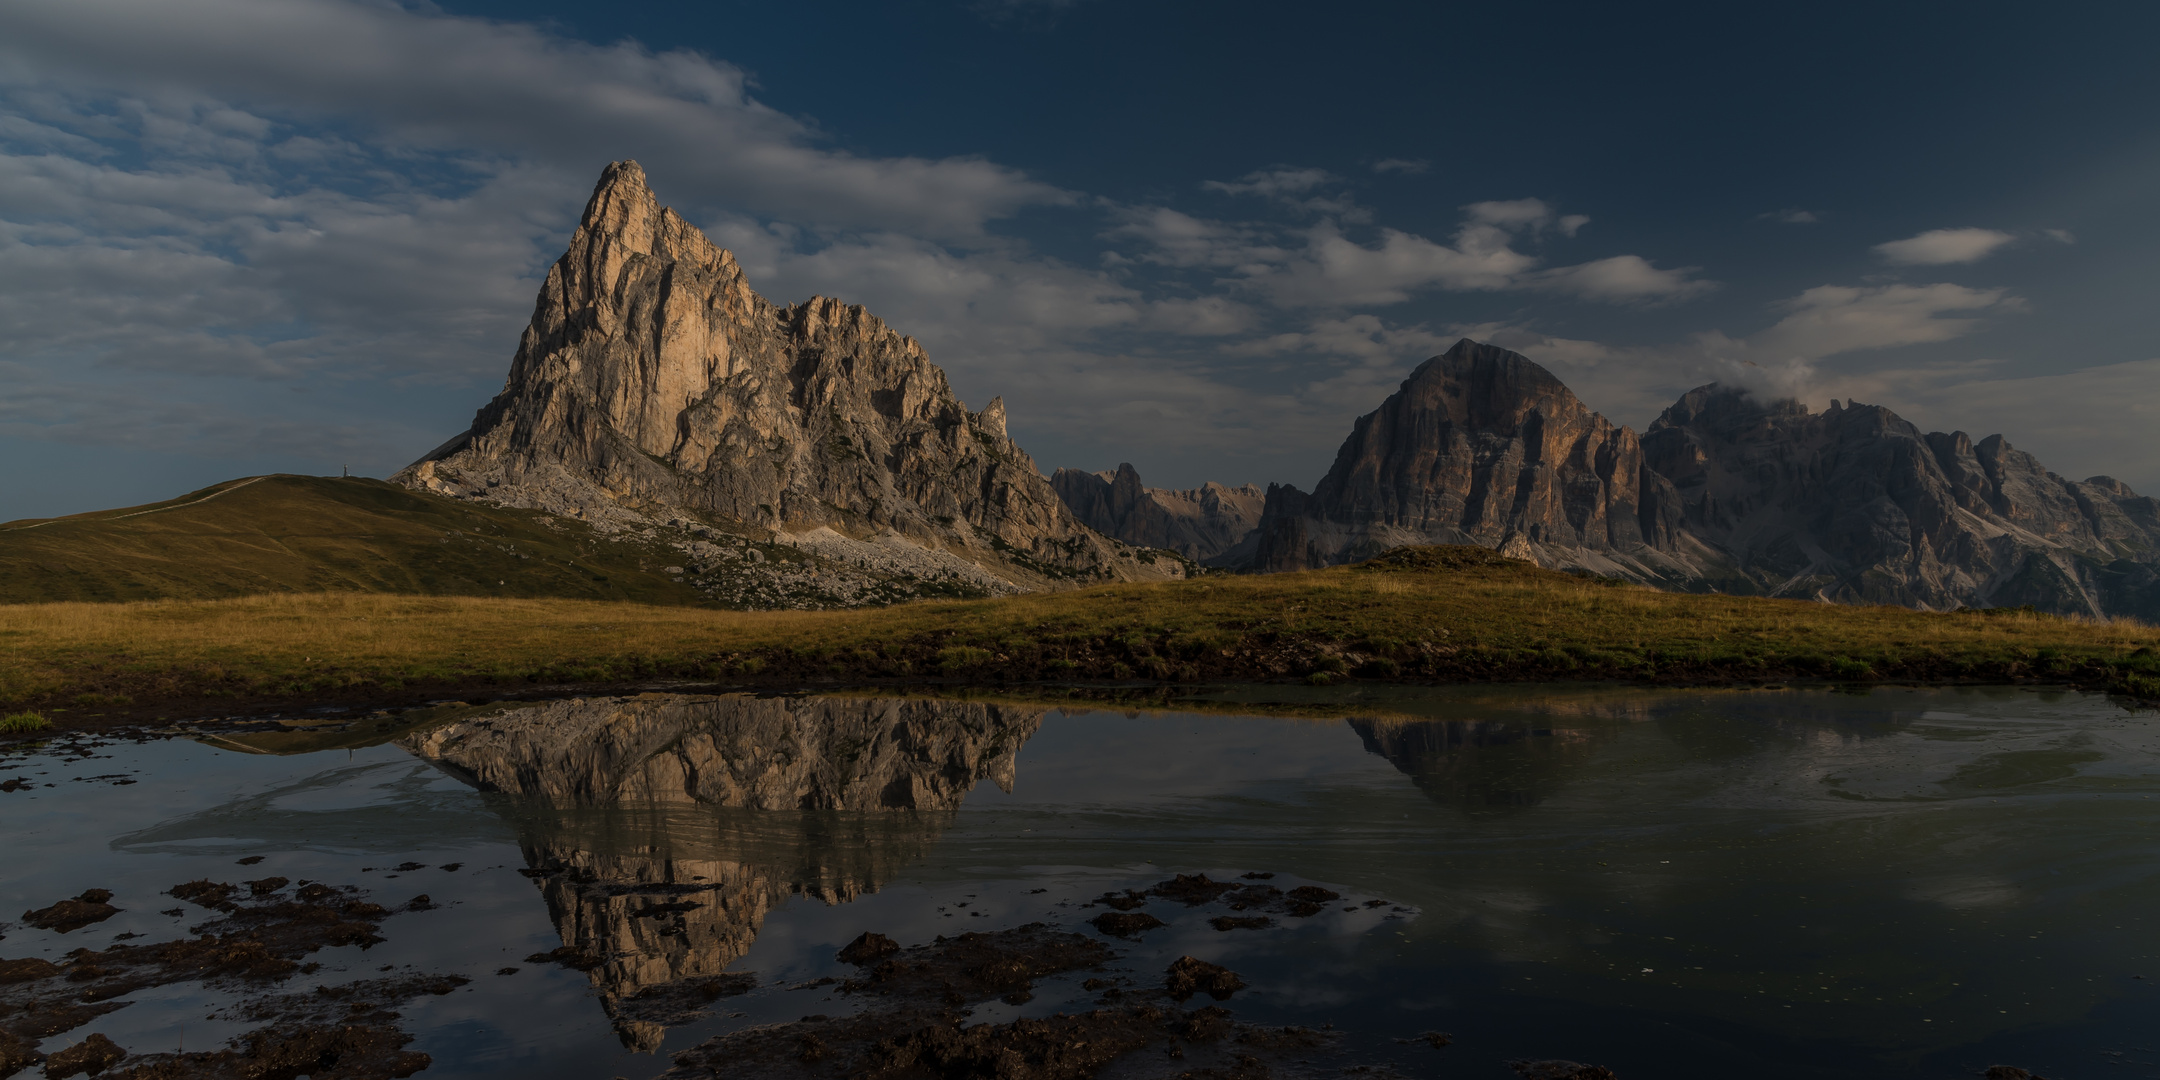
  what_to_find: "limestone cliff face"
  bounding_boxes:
[403,693,1041,1051]
[1249,339,1694,580]
[1253,338,2160,617]
[396,160,1174,593]
[1642,386,2160,616]
[1050,463,1264,564]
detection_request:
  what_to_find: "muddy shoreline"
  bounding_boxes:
[3,671,2128,745]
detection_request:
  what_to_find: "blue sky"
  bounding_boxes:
[3,0,2157,520]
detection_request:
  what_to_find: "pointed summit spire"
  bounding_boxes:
[395,160,1178,595]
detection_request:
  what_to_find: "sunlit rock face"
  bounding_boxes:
[1254,338,2160,617]
[394,160,1177,594]
[404,694,1043,1051]
[1051,463,1265,565]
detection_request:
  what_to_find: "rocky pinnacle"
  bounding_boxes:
[394,161,1178,593]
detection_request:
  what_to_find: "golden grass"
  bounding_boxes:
[5,546,2158,717]
[0,711,50,733]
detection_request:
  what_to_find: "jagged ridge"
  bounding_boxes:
[1050,463,1264,564]
[396,160,1178,599]
[1253,338,2160,617]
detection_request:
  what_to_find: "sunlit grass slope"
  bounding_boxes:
[5,547,2157,718]
[0,475,709,605]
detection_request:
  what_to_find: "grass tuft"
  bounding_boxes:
[0,711,51,733]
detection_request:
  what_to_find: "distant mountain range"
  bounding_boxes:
[1050,464,1263,565]
[9,162,2154,619]
[1225,339,2160,618]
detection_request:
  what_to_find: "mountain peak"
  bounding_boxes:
[1258,337,2160,617]
[397,161,1179,600]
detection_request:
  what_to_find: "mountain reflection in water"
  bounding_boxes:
[400,694,1043,1050]
[37,684,2150,1078]
[1349,716,1586,810]
[395,690,1731,1046]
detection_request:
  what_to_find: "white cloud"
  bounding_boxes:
[2044,228,2076,244]
[1263,221,1538,305]
[1463,198,1552,228]
[1761,208,1819,224]
[1200,166,1363,218]
[1873,227,2015,266]
[1233,314,1450,364]
[0,0,1066,240]
[1131,198,1711,309]
[1371,158,1428,175]
[0,119,568,385]
[1137,296,1260,336]
[1748,283,2017,360]
[1530,254,1713,304]
[1203,167,1336,200]
[1099,206,1283,271]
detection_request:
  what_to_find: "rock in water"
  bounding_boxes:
[1253,337,2160,618]
[396,160,1176,597]
[1050,463,1265,564]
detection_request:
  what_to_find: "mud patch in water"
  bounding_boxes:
[0,879,461,1079]
[658,921,1342,1080]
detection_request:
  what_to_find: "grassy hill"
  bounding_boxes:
[0,475,713,605]
[4,545,2156,728]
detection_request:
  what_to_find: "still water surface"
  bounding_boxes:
[4,685,2157,1078]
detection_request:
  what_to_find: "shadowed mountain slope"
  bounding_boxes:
[1050,463,1263,564]
[0,476,717,605]
[1253,339,2160,618]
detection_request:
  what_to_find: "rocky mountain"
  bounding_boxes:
[1640,385,2160,615]
[1050,463,1264,563]
[1249,340,1697,579]
[403,693,1043,1051]
[1253,338,2160,618]
[395,160,1179,603]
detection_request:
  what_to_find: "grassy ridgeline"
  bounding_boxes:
[4,547,2157,718]
[0,475,718,605]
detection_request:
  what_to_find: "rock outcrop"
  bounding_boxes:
[1050,463,1264,564]
[395,161,1177,600]
[1250,339,1698,581]
[403,693,1042,1051]
[1254,338,2160,618]
[1640,385,2160,616]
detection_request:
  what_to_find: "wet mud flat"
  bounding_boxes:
[660,872,1464,1080]
[2,869,1491,1080]
[662,921,1340,1080]
[1,874,461,1080]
